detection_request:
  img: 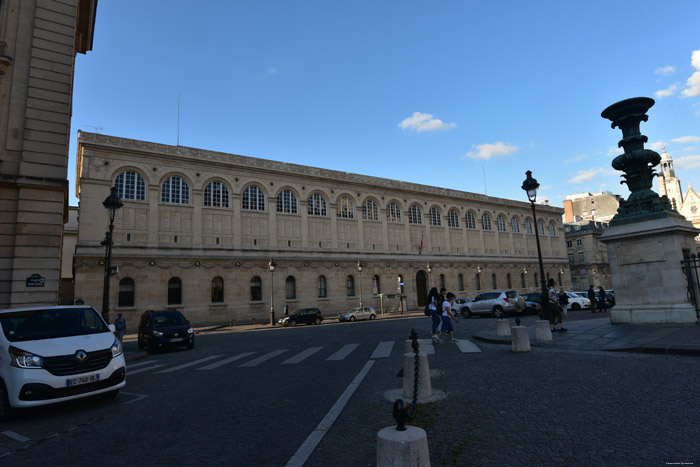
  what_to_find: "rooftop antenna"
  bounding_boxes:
[82,125,103,134]
[482,163,488,195]
[177,94,180,146]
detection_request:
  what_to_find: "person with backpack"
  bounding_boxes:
[426,287,441,342]
[548,278,566,332]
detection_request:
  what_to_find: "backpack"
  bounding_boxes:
[424,304,431,316]
[436,296,445,313]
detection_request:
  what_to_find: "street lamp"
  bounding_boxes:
[269,259,276,325]
[101,186,123,323]
[522,171,547,296]
[357,261,364,307]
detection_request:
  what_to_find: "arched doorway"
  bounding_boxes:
[416,270,428,306]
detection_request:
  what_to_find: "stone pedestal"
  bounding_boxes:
[377,425,431,467]
[402,352,432,400]
[511,326,531,352]
[496,319,511,336]
[600,217,699,324]
[535,320,553,341]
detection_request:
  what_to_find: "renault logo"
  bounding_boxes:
[174,333,179,337]
[75,350,87,363]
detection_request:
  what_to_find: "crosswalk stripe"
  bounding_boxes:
[455,339,482,353]
[197,352,256,370]
[282,347,323,364]
[128,364,166,375]
[240,349,288,367]
[127,360,159,369]
[326,344,359,361]
[156,355,223,373]
[370,341,394,359]
[423,339,436,355]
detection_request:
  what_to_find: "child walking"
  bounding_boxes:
[437,292,459,343]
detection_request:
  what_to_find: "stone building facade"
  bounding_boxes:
[563,192,621,223]
[74,132,568,328]
[564,221,612,291]
[0,0,97,307]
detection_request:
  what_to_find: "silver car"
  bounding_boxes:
[338,306,376,322]
[461,291,518,318]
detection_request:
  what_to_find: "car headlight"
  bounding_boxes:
[9,346,43,369]
[111,337,123,357]
[187,327,194,334]
[152,330,163,337]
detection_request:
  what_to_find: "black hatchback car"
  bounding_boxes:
[137,309,194,352]
[278,308,323,327]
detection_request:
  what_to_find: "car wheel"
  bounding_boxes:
[290,320,297,327]
[493,306,504,319]
[102,389,120,400]
[314,318,321,325]
[369,314,376,320]
[349,316,355,322]
[462,307,472,319]
[0,381,15,422]
[571,303,581,311]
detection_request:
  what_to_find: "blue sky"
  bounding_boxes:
[69,0,700,209]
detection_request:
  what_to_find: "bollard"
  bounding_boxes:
[511,325,531,352]
[377,399,431,467]
[535,320,553,341]
[402,350,431,400]
[496,319,511,336]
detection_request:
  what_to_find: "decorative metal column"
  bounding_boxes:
[522,171,547,295]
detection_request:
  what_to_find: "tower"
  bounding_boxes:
[657,145,684,211]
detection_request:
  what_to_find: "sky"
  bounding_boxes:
[68,0,700,209]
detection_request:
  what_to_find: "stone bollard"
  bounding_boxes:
[496,319,511,336]
[511,325,531,352]
[377,425,431,467]
[403,351,432,401]
[535,320,553,341]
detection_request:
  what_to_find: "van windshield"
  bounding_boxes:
[0,307,109,342]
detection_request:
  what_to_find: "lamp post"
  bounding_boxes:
[101,186,123,323]
[269,259,276,325]
[357,261,364,307]
[522,171,546,295]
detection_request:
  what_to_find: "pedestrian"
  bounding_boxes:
[548,278,566,332]
[114,313,126,341]
[598,286,607,313]
[517,293,525,317]
[559,287,569,317]
[437,292,459,343]
[588,285,597,313]
[427,287,441,342]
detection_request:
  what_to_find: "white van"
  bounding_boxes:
[0,305,126,420]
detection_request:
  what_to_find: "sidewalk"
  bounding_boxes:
[473,316,700,355]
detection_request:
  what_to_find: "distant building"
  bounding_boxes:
[59,207,79,305]
[564,221,612,291]
[563,192,621,223]
[658,145,684,212]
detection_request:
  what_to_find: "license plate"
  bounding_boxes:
[66,373,100,387]
[170,337,184,342]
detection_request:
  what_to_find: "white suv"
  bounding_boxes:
[0,305,126,420]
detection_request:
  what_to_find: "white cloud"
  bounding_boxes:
[565,153,590,164]
[681,50,700,97]
[655,84,678,98]
[463,142,518,160]
[674,154,700,170]
[672,135,700,144]
[266,67,277,74]
[568,167,617,184]
[655,65,676,76]
[607,145,622,156]
[398,112,456,133]
[648,141,665,152]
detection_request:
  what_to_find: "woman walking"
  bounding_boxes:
[427,287,442,342]
[437,292,459,343]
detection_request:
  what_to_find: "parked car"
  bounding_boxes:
[453,297,473,317]
[461,291,518,318]
[279,307,324,327]
[564,292,590,310]
[0,305,126,421]
[338,306,376,322]
[137,309,194,353]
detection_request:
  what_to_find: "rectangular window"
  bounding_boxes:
[576,238,583,247]
[568,253,575,264]
[578,252,585,263]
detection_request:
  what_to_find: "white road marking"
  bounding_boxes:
[127,360,159,369]
[422,339,436,355]
[197,352,256,370]
[156,355,223,373]
[120,391,150,404]
[326,344,359,361]
[286,360,375,467]
[370,341,394,359]
[128,364,166,375]
[2,431,30,442]
[282,347,323,365]
[455,339,482,353]
[239,349,288,367]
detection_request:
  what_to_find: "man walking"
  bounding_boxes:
[588,285,597,313]
[598,286,607,313]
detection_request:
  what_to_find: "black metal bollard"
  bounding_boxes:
[393,399,408,431]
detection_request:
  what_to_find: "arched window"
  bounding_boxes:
[162,176,190,205]
[466,212,476,229]
[482,213,492,230]
[458,273,464,291]
[409,205,422,225]
[337,196,354,219]
[204,181,230,208]
[363,200,379,221]
[242,185,266,211]
[448,209,460,228]
[211,277,224,303]
[168,277,182,305]
[250,276,262,301]
[476,273,481,290]
[372,275,381,294]
[118,278,134,307]
[491,273,498,289]
[277,189,298,214]
[318,275,327,297]
[525,219,533,234]
[398,274,405,294]
[285,276,296,299]
[549,222,556,236]
[346,275,355,296]
[497,215,506,232]
[388,202,402,223]
[511,217,520,233]
[537,219,545,235]
[115,171,146,201]
[429,207,441,226]
[308,193,327,216]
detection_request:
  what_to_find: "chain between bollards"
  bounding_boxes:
[408,329,419,420]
